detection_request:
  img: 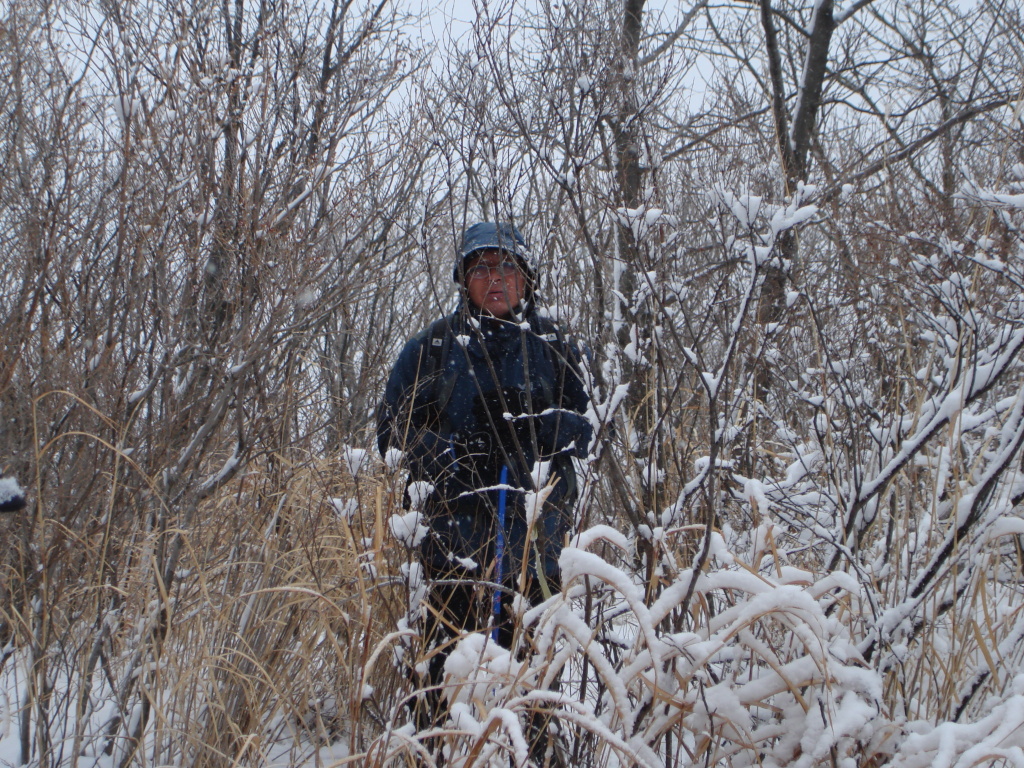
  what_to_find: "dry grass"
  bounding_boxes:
[0,450,423,767]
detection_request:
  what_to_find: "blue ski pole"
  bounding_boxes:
[492,465,508,643]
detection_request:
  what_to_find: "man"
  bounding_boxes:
[376,221,592,735]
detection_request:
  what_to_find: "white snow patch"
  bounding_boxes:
[0,477,24,506]
[341,446,369,477]
[407,481,434,509]
[384,447,405,470]
[330,497,358,521]
[388,510,426,548]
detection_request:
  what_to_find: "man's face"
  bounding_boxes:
[464,249,526,318]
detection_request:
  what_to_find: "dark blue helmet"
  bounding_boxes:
[454,222,536,285]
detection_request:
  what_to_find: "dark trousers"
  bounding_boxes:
[411,491,566,764]
[412,566,564,767]
[416,565,520,727]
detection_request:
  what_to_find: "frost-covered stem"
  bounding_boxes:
[757,0,835,349]
[678,400,718,618]
[101,361,241,760]
[909,386,1024,600]
[759,0,790,173]
[829,325,1024,572]
[612,0,665,523]
[616,0,645,211]
[21,398,54,765]
[678,243,765,617]
[762,0,836,185]
[954,607,1024,720]
[72,602,117,763]
[788,0,835,182]
[862,376,1024,663]
[818,97,1015,206]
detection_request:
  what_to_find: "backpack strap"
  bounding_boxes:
[531,313,569,358]
[420,316,457,416]
[527,314,574,407]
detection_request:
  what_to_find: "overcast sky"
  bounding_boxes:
[413,0,676,48]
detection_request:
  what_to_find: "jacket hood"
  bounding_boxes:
[453,222,537,287]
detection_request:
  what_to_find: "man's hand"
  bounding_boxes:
[536,410,593,458]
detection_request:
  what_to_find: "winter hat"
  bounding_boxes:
[454,222,535,285]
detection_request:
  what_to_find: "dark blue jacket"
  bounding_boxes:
[377,305,592,581]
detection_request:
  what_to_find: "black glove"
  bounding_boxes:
[536,409,593,458]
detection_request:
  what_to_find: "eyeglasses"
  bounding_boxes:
[465,260,521,281]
